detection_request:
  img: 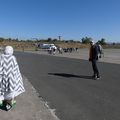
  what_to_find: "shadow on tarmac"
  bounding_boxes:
[48,73,93,79]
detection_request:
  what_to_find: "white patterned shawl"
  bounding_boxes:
[0,54,25,100]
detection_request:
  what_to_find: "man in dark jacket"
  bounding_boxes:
[89,40,100,80]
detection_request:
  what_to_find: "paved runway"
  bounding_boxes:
[16,51,120,120]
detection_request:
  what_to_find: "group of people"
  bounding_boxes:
[48,45,57,55]
[0,46,25,111]
[48,40,102,80]
[0,41,101,111]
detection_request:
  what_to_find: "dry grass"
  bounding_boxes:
[55,42,89,48]
[0,41,35,51]
[1,41,119,51]
[0,41,90,51]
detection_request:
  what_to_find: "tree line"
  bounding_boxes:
[0,37,119,45]
[81,37,107,45]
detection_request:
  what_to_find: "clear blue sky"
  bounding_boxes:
[0,0,120,42]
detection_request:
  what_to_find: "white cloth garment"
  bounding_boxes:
[0,46,25,100]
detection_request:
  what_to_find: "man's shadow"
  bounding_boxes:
[48,73,93,80]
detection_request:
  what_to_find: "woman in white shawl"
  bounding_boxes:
[0,46,25,110]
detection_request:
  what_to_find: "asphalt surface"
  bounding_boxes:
[0,75,59,120]
[15,51,120,120]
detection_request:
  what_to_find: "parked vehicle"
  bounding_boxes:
[38,43,56,49]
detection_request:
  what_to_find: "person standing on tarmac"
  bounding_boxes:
[0,46,25,111]
[89,40,101,80]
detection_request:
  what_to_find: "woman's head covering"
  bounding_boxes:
[4,46,14,55]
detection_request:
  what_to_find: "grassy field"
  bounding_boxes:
[0,41,89,51]
[0,40,120,51]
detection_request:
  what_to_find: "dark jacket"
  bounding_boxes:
[89,44,99,61]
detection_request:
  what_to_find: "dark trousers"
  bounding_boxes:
[92,60,99,77]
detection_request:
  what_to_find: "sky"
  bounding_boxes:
[0,0,120,42]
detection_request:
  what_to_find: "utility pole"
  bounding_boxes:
[58,36,62,41]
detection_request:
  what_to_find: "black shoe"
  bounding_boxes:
[2,101,12,111]
[94,76,101,80]
[5,103,12,111]
[92,75,100,80]
[97,76,101,80]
